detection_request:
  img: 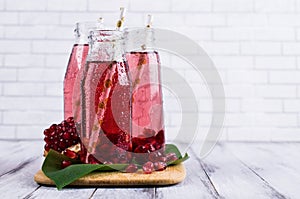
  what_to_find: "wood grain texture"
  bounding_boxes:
[26,186,96,199]
[195,143,287,199]
[0,157,43,198]
[1,140,300,199]
[34,164,186,187]
[92,188,155,199]
[155,149,219,199]
[0,141,43,177]
[227,143,300,199]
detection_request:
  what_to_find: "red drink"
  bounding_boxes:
[80,30,132,164]
[63,21,103,120]
[81,60,132,164]
[64,44,89,119]
[126,51,165,163]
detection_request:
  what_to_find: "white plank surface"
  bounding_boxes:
[0,140,299,199]
[92,188,155,199]
[0,141,43,177]
[27,186,96,199]
[155,149,219,199]
[0,157,43,198]
[196,144,287,199]
[227,143,300,199]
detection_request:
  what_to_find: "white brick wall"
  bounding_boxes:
[0,0,300,141]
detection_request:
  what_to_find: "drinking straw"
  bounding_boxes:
[146,14,153,28]
[86,8,127,154]
[116,7,126,30]
[133,14,153,89]
[98,17,104,23]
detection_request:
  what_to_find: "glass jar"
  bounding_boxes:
[125,28,165,162]
[64,21,103,120]
[80,30,132,164]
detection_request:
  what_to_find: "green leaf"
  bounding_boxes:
[42,144,189,190]
[168,153,189,166]
[42,150,127,190]
[165,144,183,159]
[165,144,189,166]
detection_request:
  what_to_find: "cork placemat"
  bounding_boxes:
[34,164,186,187]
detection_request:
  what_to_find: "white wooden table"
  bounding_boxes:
[0,140,299,199]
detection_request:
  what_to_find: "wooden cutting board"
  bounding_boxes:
[34,164,186,187]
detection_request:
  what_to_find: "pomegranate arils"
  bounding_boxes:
[43,129,50,136]
[43,119,171,170]
[143,128,156,137]
[64,149,78,159]
[50,124,56,131]
[154,130,165,150]
[132,129,165,152]
[125,164,138,173]
[144,143,155,152]
[134,145,147,153]
[154,161,167,171]
[62,132,71,139]
[166,153,178,162]
[66,117,73,123]
[61,160,72,169]
[142,161,154,174]
[148,151,164,162]
[43,117,80,153]
[79,143,87,163]
[44,144,50,151]
[88,154,101,164]
[157,156,167,162]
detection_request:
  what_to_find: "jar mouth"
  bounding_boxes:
[124,27,152,31]
[91,29,123,34]
[74,21,104,40]
[75,21,103,30]
[90,29,124,42]
[124,27,154,52]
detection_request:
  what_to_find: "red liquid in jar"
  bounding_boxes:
[81,60,132,164]
[126,51,165,160]
[64,44,89,119]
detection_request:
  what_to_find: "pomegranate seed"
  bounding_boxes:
[144,143,155,152]
[44,144,50,151]
[64,149,78,159]
[113,148,128,163]
[61,160,72,169]
[52,145,58,151]
[49,124,56,132]
[142,128,156,137]
[134,145,147,153]
[154,130,165,150]
[66,117,74,123]
[49,130,56,137]
[125,164,138,173]
[148,151,163,162]
[88,154,101,164]
[157,156,167,162]
[44,136,50,143]
[62,132,71,139]
[166,153,178,162]
[142,161,154,174]
[79,150,87,163]
[154,162,167,171]
[43,129,50,136]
